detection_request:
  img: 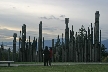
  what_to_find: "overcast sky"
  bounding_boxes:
[0,0,108,42]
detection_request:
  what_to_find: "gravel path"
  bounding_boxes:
[0,62,108,67]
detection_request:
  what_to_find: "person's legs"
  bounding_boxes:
[49,58,51,66]
[46,58,49,66]
[50,58,52,66]
[44,58,46,66]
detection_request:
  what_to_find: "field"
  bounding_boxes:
[0,64,108,72]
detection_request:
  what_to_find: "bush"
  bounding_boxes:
[102,56,108,62]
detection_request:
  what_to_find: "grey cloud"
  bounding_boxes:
[43,32,57,39]
[48,18,53,19]
[79,0,108,7]
[60,29,64,30]
[0,28,19,42]
[0,28,18,37]
[27,31,38,35]
[0,13,39,29]
[13,7,16,9]
[50,15,59,20]
[102,37,108,40]
[42,26,62,32]
[0,35,9,39]
[61,20,65,21]
[0,12,63,41]
[60,15,65,18]
[43,27,57,32]
[101,30,108,40]
[0,28,58,42]
[27,6,30,7]
[101,30,108,34]
[0,28,38,40]
[26,31,39,41]
[40,16,48,19]
[39,15,60,20]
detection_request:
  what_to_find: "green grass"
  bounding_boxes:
[0,64,108,72]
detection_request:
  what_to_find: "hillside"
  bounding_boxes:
[101,39,108,52]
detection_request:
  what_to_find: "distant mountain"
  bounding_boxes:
[44,38,63,47]
[101,39,108,52]
[45,39,108,52]
[0,39,108,52]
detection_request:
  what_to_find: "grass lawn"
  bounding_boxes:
[0,64,108,72]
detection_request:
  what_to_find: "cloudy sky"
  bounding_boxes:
[0,0,108,42]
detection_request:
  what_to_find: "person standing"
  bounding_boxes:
[43,46,50,66]
[49,47,52,66]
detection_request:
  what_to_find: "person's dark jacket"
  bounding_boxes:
[43,46,50,59]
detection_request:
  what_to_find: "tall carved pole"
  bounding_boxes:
[42,37,44,62]
[65,18,69,62]
[91,23,93,62]
[77,35,80,62]
[0,46,1,61]
[71,25,74,62]
[61,33,64,62]
[31,42,33,62]
[87,27,90,62]
[94,11,100,62]
[73,36,76,62]
[26,40,29,62]
[21,24,26,62]
[75,32,78,62]
[35,38,37,62]
[18,31,21,62]
[36,38,37,52]
[43,37,44,50]
[39,21,42,62]
[99,30,101,62]
[13,33,17,62]
[33,37,36,62]
[69,25,74,62]
[28,36,31,62]
[52,39,54,62]
[8,48,10,61]
[37,37,39,62]
[84,31,87,62]
[69,30,72,61]
[56,35,60,61]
